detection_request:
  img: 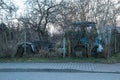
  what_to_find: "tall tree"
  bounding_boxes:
[18,0,63,40]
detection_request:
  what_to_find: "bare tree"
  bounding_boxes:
[0,0,18,57]
[18,0,62,40]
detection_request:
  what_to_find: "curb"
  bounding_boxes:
[0,68,120,74]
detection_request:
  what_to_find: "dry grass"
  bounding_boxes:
[0,53,120,63]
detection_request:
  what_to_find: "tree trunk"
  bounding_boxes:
[37,28,44,40]
[68,38,71,58]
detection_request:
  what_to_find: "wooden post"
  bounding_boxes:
[114,29,117,53]
[107,29,110,58]
[63,37,66,58]
[68,39,71,58]
[24,31,27,55]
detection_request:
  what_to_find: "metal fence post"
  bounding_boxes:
[24,31,27,55]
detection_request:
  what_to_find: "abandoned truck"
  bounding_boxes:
[15,40,55,57]
[62,21,103,57]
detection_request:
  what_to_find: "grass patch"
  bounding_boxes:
[0,53,120,63]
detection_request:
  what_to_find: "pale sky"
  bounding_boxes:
[3,0,120,21]
[12,0,62,17]
[12,0,26,17]
[2,0,27,17]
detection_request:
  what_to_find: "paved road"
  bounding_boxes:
[0,72,120,80]
[0,63,120,73]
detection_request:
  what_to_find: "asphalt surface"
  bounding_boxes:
[0,62,120,80]
[0,72,120,80]
[0,63,120,73]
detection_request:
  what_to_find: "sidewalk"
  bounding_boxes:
[0,62,120,73]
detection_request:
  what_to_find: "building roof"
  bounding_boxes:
[72,21,96,27]
[99,26,120,33]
